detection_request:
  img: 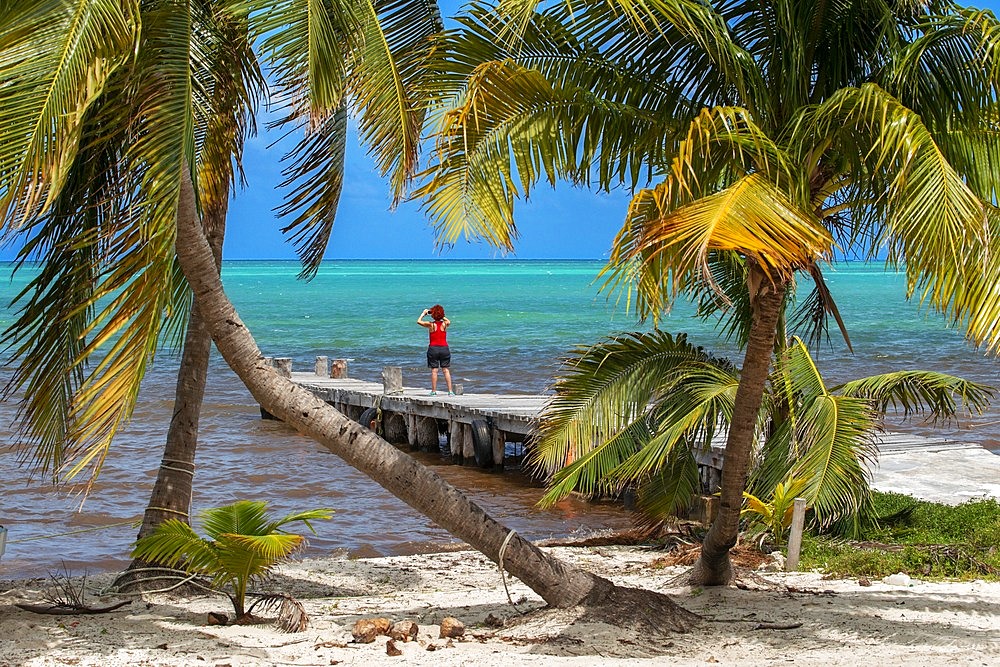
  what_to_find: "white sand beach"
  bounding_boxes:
[2,545,998,666]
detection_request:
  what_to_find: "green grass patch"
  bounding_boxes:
[798,492,1000,581]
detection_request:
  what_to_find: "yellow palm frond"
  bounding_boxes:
[608,173,833,319]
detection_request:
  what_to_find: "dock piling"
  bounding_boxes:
[274,357,292,378]
[315,356,329,377]
[382,366,403,394]
[331,358,348,378]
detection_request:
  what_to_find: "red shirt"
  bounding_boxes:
[429,321,448,346]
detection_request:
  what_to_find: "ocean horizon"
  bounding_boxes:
[1,259,998,578]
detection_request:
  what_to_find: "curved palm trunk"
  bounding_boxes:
[691,264,787,586]
[172,168,691,622]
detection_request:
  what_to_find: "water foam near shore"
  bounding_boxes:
[1,260,998,579]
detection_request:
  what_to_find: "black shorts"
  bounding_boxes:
[427,345,451,368]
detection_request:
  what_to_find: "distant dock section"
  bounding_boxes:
[268,356,1000,505]
[266,356,548,469]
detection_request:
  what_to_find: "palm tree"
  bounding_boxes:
[136,1,264,547]
[532,331,992,536]
[0,0,700,625]
[414,1,1000,584]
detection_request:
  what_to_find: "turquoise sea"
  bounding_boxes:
[1,260,998,578]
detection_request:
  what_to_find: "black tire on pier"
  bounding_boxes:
[471,419,493,469]
[359,407,380,435]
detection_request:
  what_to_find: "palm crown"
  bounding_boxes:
[418,0,1000,340]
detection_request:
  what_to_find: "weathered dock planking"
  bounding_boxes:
[270,357,1000,504]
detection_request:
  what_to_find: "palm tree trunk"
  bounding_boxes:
[690,263,787,586]
[136,216,225,541]
[171,167,692,625]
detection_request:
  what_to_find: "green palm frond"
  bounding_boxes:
[256,0,354,279]
[537,417,657,506]
[836,371,995,422]
[788,264,853,352]
[786,393,877,527]
[535,330,737,508]
[633,444,700,527]
[793,83,1000,350]
[275,105,347,280]
[130,518,220,574]
[0,0,138,229]
[776,336,826,398]
[1,59,188,484]
[494,0,761,109]
[755,339,877,527]
[351,0,441,201]
[255,0,356,113]
[416,57,668,250]
[532,330,722,476]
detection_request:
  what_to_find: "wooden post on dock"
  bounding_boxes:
[331,358,348,378]
[406,415,418,450]
[449,421,464,462]
[274,357,292,378]
[461,423,474,463]
[315,356,329,376]
[382,366,403,394]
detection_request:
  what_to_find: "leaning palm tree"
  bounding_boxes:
[414,0,1000,584]
[0,0,699,626]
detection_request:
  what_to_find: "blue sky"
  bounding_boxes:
[228,118,630,260]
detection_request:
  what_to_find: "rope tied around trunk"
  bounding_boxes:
[498,529,526,613]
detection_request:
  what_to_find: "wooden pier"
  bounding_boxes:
[269,357,1000,504]
[267,358,549,469]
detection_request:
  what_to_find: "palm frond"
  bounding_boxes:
[416,56,672,250]
[532,330,721,476]
[786,393,877,527]
[536,416,654,505]
[793,83,1000,351]
[350,0,441,202]
[836,370,995,422]
[130,518,219,573]
[275,105,347,279]
[633,444,700,526]
[604,172,832,321]
[0,0,138,229]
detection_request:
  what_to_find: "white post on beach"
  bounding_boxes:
[785,497,807,571]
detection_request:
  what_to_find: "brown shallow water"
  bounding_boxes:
[0,361,635,580]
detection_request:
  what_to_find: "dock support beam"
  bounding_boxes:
[331,358,348,378]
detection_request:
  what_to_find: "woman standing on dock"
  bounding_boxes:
[418,305,453,395]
